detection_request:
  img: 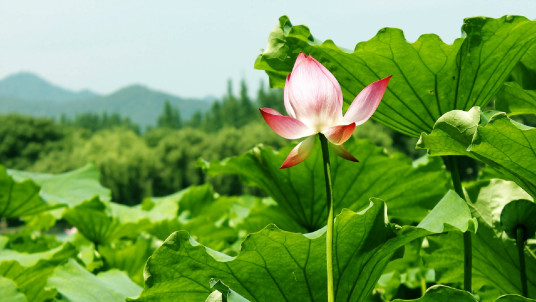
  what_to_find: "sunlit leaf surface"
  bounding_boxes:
[132,194,472,302]
[255,16,536,137]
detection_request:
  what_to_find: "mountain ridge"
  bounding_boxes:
[0,72,100,102]
[0,72,215,128]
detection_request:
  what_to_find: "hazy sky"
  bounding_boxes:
[1,1,534,99]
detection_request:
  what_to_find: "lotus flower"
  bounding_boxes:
[260,53,391,168]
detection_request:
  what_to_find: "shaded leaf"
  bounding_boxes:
[201,139,448,231]
[255,16,536,137]
[423,219,536,297]
[465,179,533,232]
[500,199,536,240]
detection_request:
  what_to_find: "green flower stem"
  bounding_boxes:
[517,227,528,297]
[319,134,335,302]
[444,156,472,293]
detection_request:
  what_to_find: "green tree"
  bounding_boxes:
[257,81,285,114]
[204,101,223,132]
[152,128,208,196]
[157,100,182,129]
[221,79,239,127]
[60,112,139,134]
[0,114,65,169]
[238,79,255,125]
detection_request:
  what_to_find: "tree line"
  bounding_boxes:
[0,79,418,204]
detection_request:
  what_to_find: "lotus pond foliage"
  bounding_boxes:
[0,14,536,302]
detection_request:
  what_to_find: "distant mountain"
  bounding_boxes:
[0,72,99,102]
[0,72,214,128]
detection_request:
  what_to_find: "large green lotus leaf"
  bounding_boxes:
[423,218,536,297]
[0,165,57,218]
[418,107,536,198]
[131,193,472,302]
[201,139,448,231]
[62,197,150,245]
[99,234,155,286]
[254,16,536,137]
[236,197,304,235]
[47,259,141,302]
[495,82,536,116]
[0,243,77,302]
[8,164,111,207]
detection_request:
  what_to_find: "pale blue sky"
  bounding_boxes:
[0,0,534,98]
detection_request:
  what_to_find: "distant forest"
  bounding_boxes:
[0,79,419,204]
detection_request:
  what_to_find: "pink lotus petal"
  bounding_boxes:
[292,53,309,72]
[284,74,296,118]
[281,136,316,169]
[343,76,391,125]
[286,53,343,131]
[329,143,358,162]
[260,108,315,139]
[322,123,356,145]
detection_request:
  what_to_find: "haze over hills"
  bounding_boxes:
[0,72,214,128]
[0,73,99,102]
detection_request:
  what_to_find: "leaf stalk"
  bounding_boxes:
[517,227,528,297]
[319,134,335,302]
[444,156,472,293]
